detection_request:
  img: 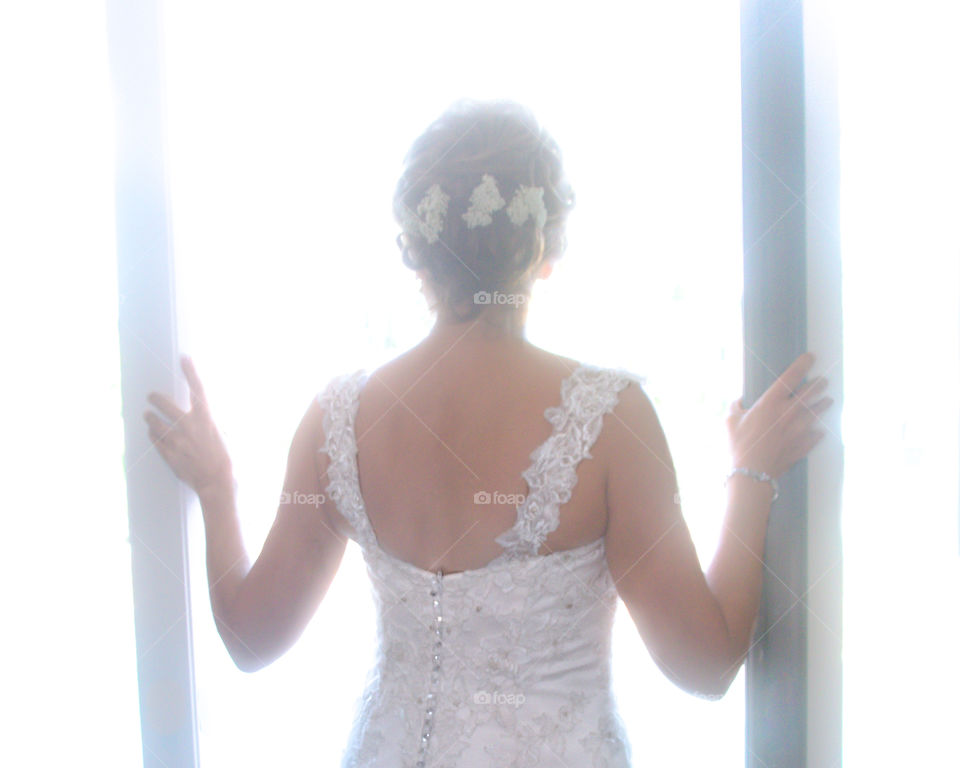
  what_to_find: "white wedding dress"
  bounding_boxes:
[317,362,644,768]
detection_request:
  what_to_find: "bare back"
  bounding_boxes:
[324,341,616,574]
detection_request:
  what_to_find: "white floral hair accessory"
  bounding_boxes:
[462,173,506,228]
[506,184,547,229]
[401,183,449,244]
[401,174,546,243]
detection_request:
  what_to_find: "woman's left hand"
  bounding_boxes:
[143,355,233,497]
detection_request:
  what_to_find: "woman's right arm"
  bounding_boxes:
[603,353,832,698]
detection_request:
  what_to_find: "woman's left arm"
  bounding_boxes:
[204,400,347,672]
[145,357,348,672]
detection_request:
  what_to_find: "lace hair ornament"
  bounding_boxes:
[401,173,547,244]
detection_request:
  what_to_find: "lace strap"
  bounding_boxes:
[316,369,378,551]
[494,365,644,559]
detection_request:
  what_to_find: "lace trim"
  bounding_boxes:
[493,365,641,559]
[317,364,646,565]
[317,369,376,551]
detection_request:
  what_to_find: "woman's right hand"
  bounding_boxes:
[726,352,834,480]
[143,355,234,498]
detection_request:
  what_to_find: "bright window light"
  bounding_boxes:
[837,1,960,764]
[0,2,142,765]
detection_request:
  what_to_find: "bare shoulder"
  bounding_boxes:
[579,371,657,499]
[524,344,583,375]
[602,375,686,593]
[358,351,428,403]
[602,377,662,454]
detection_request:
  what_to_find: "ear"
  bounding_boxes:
[416,270,439,308]
[537,260,554,280]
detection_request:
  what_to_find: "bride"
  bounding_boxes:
[144,97,833,767]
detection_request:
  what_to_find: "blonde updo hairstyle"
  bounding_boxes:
[393,98,576,322]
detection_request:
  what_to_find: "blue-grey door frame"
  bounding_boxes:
[740,1,843,766]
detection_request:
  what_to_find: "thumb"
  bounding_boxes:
[727,397,746,427]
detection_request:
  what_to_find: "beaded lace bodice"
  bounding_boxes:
[317,362,643,768]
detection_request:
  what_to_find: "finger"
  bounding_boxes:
[726,398,745,429]
[788,429,827,464]
[148,428,183,471]
[785,389,832,424]
[145,411,178,445]
[181,354,209,414]
[801,396,835,424]
[791,376,828,401]
[770,352,816,400]
[147,392,186,423]
[785,398,833,437]
[144,409,165,435]
[148,426,174,455]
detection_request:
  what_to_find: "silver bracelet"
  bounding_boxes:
[725,467,779,502]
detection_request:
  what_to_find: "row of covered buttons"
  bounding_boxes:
[415,569,444,768]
